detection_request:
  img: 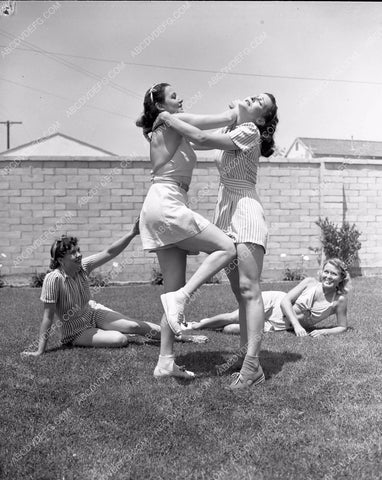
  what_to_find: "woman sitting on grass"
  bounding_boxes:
[189,258,350,338]
[22,220,206,357]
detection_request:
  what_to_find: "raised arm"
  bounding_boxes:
[309,295,348,337]
[158,111,238,151]
[83,218,140,274]
[21,303,55,357]
[173,109,237,130]
[280,277,317,337]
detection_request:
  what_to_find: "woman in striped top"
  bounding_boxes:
[136,83,238,379]
[22,220,207,357]
[157,93,278,390]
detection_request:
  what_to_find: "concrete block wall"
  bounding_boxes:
[319,160,382,275]
[257,161,321,278]
[1,155,381,283]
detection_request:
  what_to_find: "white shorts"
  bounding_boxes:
[140,183,210,251]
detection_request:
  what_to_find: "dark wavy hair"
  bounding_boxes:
[49,235,78,270]
[256,93,279,158]
[136,82,170,141]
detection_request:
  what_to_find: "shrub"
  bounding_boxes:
[151,267,163,286]
[315,217,362,268]
[89,271,110,287]
[205,275,221,284]
[30,271,48,288]
[283,267,306,281]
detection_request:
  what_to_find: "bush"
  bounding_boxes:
[315,217,362,268]
[151,267,163,286]
[205,275,221,284]
[283,267,306,281]
[89,271,110,287]
[150,269,220,286]
[30,271,48,288]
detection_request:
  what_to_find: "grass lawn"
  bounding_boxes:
[1,277,381,480]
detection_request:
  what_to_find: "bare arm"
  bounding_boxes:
[190,142,217,151]
[83,218,140,274]
[21,303,55,357]
[280,277,317,337]
[158,111,238,151]
[173,109,237,130]
[309,295,348,337]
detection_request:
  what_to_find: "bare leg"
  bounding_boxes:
[190,309,239,330]
[159,224,236,335]
[95,307,161,339]
[225,261,248,350]
[153,248,195,378]
[156,247,187,356]
[228,243,265,390]
[72,328,129,348]
[236,243,264,357]
[222,324,240,335]
[93,304,207,344]
[176,223,236,295]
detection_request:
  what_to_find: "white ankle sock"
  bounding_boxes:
[158,354,175,367]
[178,287,190,300]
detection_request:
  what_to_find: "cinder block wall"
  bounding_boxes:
[1,155,381,283]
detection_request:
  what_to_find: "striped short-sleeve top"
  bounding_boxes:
[213,122,268,251]
[40,257,97,343]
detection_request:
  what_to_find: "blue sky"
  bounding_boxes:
[1,1,382,156]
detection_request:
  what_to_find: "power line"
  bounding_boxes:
[1,43,381,87]
[0,31,142,99]
[0,76,136,120]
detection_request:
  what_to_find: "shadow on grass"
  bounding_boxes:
[176,348,302,379]
[42,336,153,354]
[259,349,302,379]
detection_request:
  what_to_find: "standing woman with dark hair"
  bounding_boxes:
[136,83,239,379]
[157,93,279,390]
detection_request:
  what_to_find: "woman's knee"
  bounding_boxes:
[223,324,240,335]
[109,332,128,347]
[239,279,262,301]
[225,241,236,261]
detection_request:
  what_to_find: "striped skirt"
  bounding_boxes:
[213,184,268,252]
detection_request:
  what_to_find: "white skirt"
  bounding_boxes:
[139,183,210,251]
[263,291,289,331]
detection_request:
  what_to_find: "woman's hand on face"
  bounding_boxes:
[152,111,171,131]
[228,99,241,109]
[157,111,171,123]
[294,325,308,337]
[228,99,251,123]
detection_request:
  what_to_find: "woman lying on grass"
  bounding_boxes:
[189,258,350,338]
[21,219,207,357]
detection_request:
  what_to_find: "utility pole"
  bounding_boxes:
[0,121,22,149]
